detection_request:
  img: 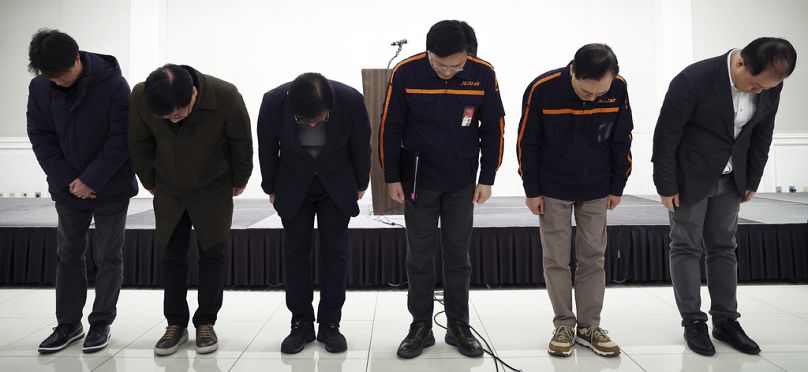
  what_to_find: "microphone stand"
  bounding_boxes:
[387,42,404,70]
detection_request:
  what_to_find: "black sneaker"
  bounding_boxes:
[196,324,219,354]
[712,319,760,354]
[317,323,347,353]
[445,321,483,358]
[154,325,188,356]
[396,321,435,359]
[683,320,715,356]
[281,321,315,354]
[38,323,84,354]
[82,324,110,353]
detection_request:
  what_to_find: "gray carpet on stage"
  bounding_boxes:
[1,194,805,228]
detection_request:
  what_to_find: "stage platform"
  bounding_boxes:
[1,194,807,288]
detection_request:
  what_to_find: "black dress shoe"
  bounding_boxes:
[683,320,715,356]
[38,323,84,354]
[317,323,347,353]
[445,321,483,358]
[82,324,110,353]
[281,321,315,354]
[396,321,435,359]
[713,319,760,354]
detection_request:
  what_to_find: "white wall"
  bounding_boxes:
[125,0,694,198]
[0,0,131,198]
[1,0,806,199]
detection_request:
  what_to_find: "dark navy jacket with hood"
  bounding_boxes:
[26,51,138,206]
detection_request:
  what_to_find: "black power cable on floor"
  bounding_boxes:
[432,291,523,372]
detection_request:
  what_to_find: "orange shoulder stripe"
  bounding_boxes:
[468,56,495,71]
[379,53,427,169]
[517,72,561,176]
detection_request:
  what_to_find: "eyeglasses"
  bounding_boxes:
[428,52,466,73]
[294,110,330,127]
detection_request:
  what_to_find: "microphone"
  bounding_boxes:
[387,38,408,69]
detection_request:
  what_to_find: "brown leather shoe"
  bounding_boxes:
[154,325,188,356]
[196,324,218,354]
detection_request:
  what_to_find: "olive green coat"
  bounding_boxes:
[128,67,253,249]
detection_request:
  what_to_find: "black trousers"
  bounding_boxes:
[404,184,474,325]
[54,199,129,326]
[281,177,350,325]
[162,211,224,327]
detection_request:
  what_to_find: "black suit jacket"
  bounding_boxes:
[257,80,371,220]
[652,51,783,206]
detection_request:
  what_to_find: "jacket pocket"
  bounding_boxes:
[405,94,437,124]
[454,95,484,159]
[544,115,573,145]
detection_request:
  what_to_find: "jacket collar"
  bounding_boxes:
[183,66,219,110]
[414,52,473,82]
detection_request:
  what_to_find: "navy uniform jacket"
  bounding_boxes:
[652,51,783,206]
[27,51,138,207]
[258,80,371,220]
[380,52,505,193]
[517,64,633,201]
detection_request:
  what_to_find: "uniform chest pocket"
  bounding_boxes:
[406,94,437,123]
[456,95,484,128]
[590,120,615,146]
[543,115,573,145]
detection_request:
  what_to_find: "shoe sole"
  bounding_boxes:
[82,333,111,353]
[38,332,85,354]
[712,331,759,355]
[396,334,435,359]
[547,347,573,357]
[445,333,483,358]
[684,335,715,356]
[154,332,189,356]
[196,343,219,354]
[317,335,347,353]
[281,334,315,354]
[576,338,620,357]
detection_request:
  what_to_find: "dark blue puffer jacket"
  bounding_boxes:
[27,51,138,206]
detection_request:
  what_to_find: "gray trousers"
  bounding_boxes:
[539,197,608,328]
[54,199,129,326]
[669,174,741,325]
[404,184,474,325]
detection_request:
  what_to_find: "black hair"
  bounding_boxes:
[571,43,620,80]
[741,37,797,78]
[287,72,334,119]
[426,20,478,57]
[28,29,79,77]
[144,64,194,117]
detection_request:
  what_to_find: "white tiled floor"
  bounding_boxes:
[0,285,807,371]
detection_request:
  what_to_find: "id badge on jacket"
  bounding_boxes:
[461,106,475,127]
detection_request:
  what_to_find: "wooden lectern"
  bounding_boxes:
[361,69,404,215]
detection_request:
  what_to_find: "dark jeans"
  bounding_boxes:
[404,184,474,325]
[281,176,350,325]
[162,211,224,327]
[669,174,742,325]
[55,199,129,326]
